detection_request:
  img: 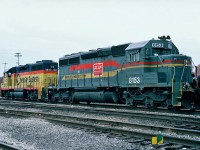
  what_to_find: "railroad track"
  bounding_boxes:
[0,141,19,150]
[0,108,200,148]
[1,100,200,128]
[0,100,200,148]
[1,99,200,115]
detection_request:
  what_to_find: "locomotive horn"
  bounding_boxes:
[158,35,171,40]
[158,36,166,40]
[166,35,171,40]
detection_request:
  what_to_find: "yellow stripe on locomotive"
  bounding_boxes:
[0,60,58,100]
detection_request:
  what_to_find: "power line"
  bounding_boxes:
[2,62,8,72]
[15,53,22,66]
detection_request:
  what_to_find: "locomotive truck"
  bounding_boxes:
[48,36,200,109]
[0,60,58,100]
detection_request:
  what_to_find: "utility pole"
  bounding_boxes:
[3,62,8,72]
[15,53,22,66]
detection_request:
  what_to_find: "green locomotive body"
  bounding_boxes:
[49,36,200,109]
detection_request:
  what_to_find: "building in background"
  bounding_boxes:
[197,64,200,76]
[0,77,3,96]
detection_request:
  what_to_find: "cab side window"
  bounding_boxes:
[129,53,140,62]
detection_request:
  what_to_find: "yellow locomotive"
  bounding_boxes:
[0,60,58,100]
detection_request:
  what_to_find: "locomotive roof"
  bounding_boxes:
[3,60,57,74]
[125,40,149,50]
[17,60,55,66]
[3,66,16,74]
[60,43,130,60]
[60,38,179,60]
[126,39,177,50]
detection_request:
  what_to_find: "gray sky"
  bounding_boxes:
[0,0,200,75]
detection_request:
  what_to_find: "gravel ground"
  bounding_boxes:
[0,101,199,149]
[0,105,198,133]
[0,116,155,150]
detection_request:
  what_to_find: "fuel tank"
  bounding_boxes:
[10,91,24,98]
[73,91,120,103]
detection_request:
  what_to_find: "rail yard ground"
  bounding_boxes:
[0,116,139,150]
[0,99,200,150]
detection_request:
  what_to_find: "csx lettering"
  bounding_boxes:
[129,77,140,84]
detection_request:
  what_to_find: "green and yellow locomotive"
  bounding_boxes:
[1,60,58,100]
[49,36,200,109]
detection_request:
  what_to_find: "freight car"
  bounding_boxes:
[0,60,58,100]
[48,36,200,109]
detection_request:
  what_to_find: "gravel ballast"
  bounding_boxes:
[0,116,154,150]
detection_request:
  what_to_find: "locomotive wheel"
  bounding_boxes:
[73,100,80,104]
[62,98,70,103]
[29,97,33,101]
[130,102,137,108]
[87,101,91,104]
[189,106,195,111]
[144,103,150,109]
[151,103,158,109]
[59,98,63,103]
[51,97,58,103]
[5,94,9,100]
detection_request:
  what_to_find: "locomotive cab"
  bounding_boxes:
[124,36,198,109]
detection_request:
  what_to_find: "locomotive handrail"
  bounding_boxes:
[172,66,176,94]
[180,63,186,96]
[180,63,186,82]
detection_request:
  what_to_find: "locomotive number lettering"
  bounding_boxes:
[129,77,140,84]
[152,43,164,48]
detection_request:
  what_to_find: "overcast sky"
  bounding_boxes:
[0,0,200,75]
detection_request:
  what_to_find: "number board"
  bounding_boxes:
[152,43,164,48]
